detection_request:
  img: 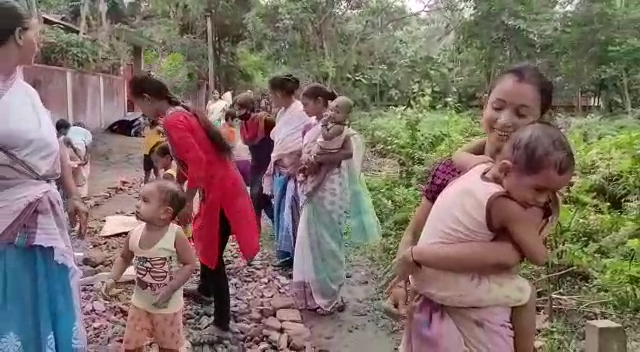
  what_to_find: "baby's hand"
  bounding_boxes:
[100,278,116,299]
[153,286,174,309]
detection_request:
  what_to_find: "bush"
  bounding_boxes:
[354,105,640,314]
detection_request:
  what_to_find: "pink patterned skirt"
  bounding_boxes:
[401,292,514,352]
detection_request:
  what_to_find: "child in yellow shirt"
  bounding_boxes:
[143,119,165,183]
[151,143,193,240]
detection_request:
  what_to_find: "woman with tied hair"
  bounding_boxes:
[263,74,310,268]
[293,83,380,314]
[0,1,88,349]
[127,73,260,338]
[234,92,276,229]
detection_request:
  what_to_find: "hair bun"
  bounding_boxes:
[284,74,300,85]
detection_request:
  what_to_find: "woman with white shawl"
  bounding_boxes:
[263,75,310,268]
[0,2,88,349]
[206,90,230,127]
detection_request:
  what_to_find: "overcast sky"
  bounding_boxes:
[406,0,429,11]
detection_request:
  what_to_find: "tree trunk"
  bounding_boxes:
[206,12,215,98]
[621,70,632,114]
[577,88,582,114]
[99,0,109,40]
[79,0,90,35]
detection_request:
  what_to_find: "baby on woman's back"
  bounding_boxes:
[411,122,574,351]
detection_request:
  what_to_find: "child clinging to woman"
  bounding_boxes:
[151,142,193,241]
[101,180,197,351]
[298,95,353,196]
[151,142,179,181]
[391,122,574,352]
[220,108,252,186]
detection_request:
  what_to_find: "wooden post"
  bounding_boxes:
[132,46,143,75]
[206,12,215,98]
[585,320,627,352]
[99,76,105,128]
[79,0,89,35]
[66,71,74,124]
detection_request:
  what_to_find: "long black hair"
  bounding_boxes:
[0,1,30,47]
[128,73,232,158]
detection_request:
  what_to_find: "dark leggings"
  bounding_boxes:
[250,165,274,228]
[197,211,231,331]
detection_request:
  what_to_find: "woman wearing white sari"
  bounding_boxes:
[292,84,380,314]
[0,2,88,349]
[206,90,230,127]
[263,75,310,268]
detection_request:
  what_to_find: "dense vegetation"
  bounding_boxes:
[34,0,640,113]
[354,105,640,349]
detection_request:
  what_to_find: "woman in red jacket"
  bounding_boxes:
[128,74,260,337]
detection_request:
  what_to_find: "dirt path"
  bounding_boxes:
[77,132,399,351]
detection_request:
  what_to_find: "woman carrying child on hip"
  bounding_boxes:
[390,122,573,352]
[102,180,198,351]
[385,64,563,351]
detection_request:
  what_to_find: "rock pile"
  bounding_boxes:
[186,248,314,351]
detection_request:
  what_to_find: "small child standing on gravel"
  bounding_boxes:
[101,180,197,351]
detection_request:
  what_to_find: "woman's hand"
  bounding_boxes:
[383,247,419,321]
[68,197,89,239]
[386,246,420,294]
[383,281,409,321]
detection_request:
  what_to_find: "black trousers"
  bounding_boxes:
[249,164,274,227]
[197,211,231,331]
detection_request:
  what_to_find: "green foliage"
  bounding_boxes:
[39,26,100,71]
[35,0,640,114]
[38,26,125,74]
[355,103,640,317]
[144,49,197,97]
